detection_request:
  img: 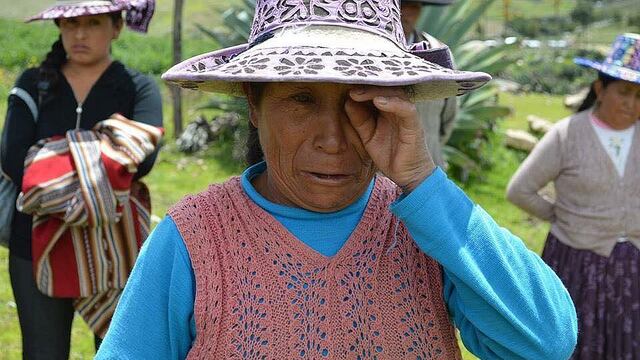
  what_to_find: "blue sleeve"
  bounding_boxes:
[390,168,578,360]
[96,216,196,360]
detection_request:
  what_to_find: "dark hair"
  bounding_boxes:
[38,36,67,93]
[577,72,618,113]
[246,83,266,165]
[38,12,123,92]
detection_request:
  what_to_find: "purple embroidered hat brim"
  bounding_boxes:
[27,0,155,33]
[574,33,640,84]
[162,0,491,101]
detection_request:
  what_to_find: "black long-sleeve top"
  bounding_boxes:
[1,61,163,259]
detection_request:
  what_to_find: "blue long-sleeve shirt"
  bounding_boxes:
[96,164,577,360]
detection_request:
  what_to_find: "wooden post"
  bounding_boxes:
[553,0,560,16]
[171,0,184,139]
[503,0,510,23]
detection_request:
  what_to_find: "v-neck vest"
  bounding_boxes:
[169,176,461,359]
[551,110,640,256]
[37,61,136,140]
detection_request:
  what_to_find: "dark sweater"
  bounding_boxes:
[1,61,163,259]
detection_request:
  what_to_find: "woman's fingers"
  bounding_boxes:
[372,96,420,131]
[350,88,419,131]
[110,113,129,122]
[349,87,409,102]
[344,97,377,145]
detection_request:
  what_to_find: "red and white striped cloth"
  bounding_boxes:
[17,118,163,337]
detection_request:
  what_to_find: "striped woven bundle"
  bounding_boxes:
[17,118,162,337]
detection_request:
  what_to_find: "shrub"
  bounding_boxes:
[507,16,576,38]
[500,48,604,95]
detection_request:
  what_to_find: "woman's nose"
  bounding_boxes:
[74,27,87,40]
[313,113,348,154]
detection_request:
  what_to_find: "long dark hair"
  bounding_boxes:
[577,72,618,113]
[37,12,123,93]
[246,83,266,165]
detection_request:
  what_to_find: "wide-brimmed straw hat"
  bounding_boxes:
[162,0,490,101]
[27,0,155,33]
[574,33,640,84]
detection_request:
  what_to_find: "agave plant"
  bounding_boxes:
[417,0,514,181]
[198,0,513,181]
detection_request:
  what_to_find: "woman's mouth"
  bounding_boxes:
[303,171,353,185]
[71,45,90,52]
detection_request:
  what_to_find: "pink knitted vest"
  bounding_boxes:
[169,176,461,359]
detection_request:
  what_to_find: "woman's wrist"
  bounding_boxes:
[399,162,436,194]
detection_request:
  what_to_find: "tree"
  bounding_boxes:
[170,0,185,139]
[571,0,594,27]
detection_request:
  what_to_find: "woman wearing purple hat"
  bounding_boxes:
[1,0,160,358]
[508,33,640,359]
[98,1,576,359]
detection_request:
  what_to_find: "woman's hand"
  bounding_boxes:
[345,87,436,193]
[110,113,131,122]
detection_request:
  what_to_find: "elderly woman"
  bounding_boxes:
[97,1,577,359]
[507,33,640,359]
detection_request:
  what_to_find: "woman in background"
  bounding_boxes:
[508,33,640,359]
[1,0,161,358]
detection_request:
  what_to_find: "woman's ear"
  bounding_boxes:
[113,19,123,40]
[242,83,260,128]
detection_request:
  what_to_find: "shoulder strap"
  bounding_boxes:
[9,87,38,123]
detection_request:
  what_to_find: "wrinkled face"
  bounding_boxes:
[401,1,423,37]
[247,82,377,213]
[595,79,640,130]
[58,14,121,66]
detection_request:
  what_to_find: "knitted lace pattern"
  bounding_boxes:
[169,176,461,359]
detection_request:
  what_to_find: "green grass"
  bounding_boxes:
[500,91,571,131]
[486,0,577,21]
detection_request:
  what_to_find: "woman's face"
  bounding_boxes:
[248,82,377,213]
[58,14,121,66]
[595,79,640,130]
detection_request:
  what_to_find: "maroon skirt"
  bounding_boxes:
[542,233,640,360]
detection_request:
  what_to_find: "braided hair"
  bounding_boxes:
[246,83,266,165]
[37,35,67,94]
[577,72,617,113]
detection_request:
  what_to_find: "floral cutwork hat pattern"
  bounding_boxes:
[162,0,492,100]
[27,0,155,33]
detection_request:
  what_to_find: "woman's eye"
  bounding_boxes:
[89,19,101,26]
[291,93,314,103]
